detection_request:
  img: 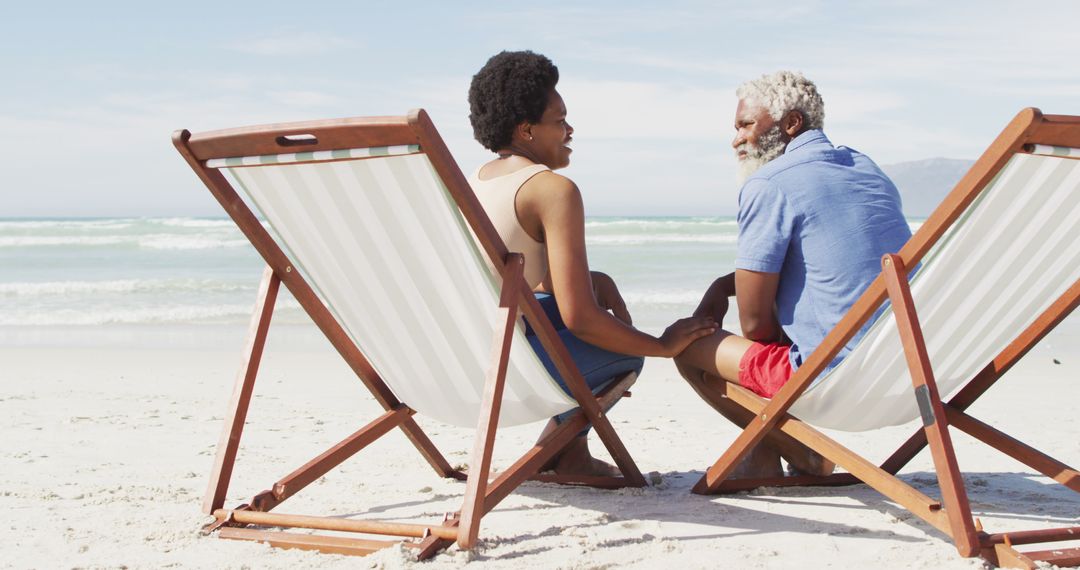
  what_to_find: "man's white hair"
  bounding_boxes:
[736,71,825,130]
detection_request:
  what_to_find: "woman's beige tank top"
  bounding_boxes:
[467,163,550,289]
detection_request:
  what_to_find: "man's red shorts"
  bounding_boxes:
[738,341,793,398]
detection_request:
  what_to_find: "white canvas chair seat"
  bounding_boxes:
[213,149,575,427]
[793,149,1080,431]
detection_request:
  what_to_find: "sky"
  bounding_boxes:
[1,1,1077,217]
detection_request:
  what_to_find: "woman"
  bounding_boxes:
[467,51,717,476]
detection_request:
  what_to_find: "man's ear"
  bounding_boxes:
[782,110,805,137]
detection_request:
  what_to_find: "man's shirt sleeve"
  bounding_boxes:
[735,179,794,273]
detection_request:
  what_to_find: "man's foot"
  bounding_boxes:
[782,449,835,477]
[729,444,784,479]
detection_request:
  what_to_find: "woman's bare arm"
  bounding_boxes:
[518,172,715,357]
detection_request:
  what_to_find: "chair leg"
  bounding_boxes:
[398,417,463,479]
[458,254,522,549]
[883,254,979,557]
[203,266,280,514]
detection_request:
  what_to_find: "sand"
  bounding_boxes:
[2,321,1078,569]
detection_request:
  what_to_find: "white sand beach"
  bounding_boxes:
[3,317,1078,569]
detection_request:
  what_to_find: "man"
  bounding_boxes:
[674,71,912,478]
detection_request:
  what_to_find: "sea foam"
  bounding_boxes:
[0,279,251,297]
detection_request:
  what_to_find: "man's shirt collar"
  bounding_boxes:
[784,129,830,155]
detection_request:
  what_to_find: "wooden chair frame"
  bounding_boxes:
[693,108,1080,569]
[172,110,646,559]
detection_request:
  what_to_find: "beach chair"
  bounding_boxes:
[172,110,646,558]
[693,108,1080,568]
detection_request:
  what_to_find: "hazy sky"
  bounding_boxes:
[2,1,1077,217]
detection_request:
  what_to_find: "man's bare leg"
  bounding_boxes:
[676,329,834,478]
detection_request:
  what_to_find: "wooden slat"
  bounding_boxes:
[214,508,459,540]
[993,543,1038,570]
[256,407,413,510]
[1030,113,1080,148]
[186,116,417,160]
[218,527,398,556]
[710,473,860,493]
[1023,546,1080,567]
[983,526,1080,545]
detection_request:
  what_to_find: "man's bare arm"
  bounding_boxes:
[734,269,783,342]
[694,272,734,324]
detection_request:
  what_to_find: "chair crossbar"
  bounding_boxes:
[217,527,399,556]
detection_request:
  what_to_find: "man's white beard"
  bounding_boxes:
[736,125,787,185]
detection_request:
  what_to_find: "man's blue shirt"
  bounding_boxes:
[736,129,911,373]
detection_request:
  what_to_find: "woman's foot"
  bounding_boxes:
[553,454,621,477]
[549,434,621,477]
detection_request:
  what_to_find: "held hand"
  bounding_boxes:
[659,316,719,357]
[591,271,633,325]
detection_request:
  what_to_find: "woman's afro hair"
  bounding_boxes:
[468,50,559,152]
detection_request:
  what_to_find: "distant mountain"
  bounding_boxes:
[880,158,975,217]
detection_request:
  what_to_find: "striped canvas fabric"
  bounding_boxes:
[206,145,420,168]
[792,151,1080,431]
[214,152,576,427]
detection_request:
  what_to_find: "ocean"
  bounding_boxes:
[0,216,920,348]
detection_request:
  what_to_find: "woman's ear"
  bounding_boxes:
[782,110,804,137]
[514,121,534,142]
